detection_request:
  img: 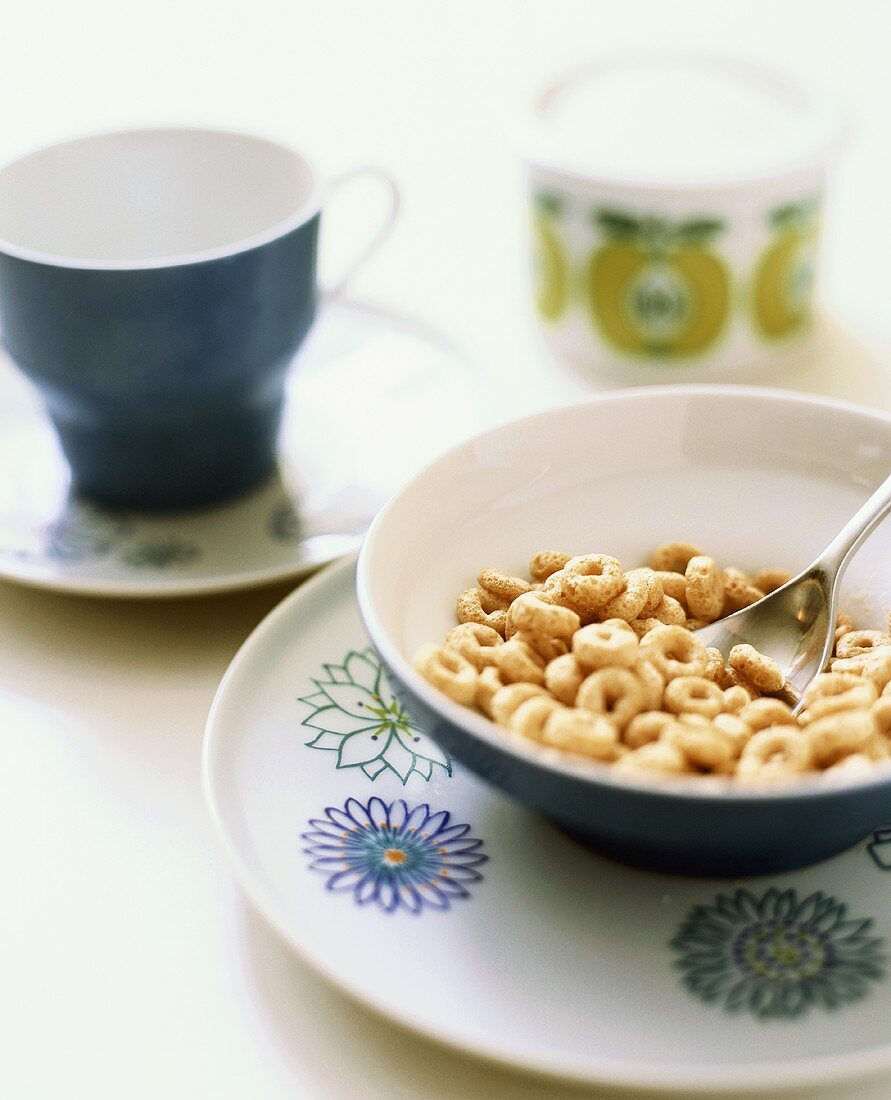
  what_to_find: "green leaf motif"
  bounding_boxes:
[298,647,452,785]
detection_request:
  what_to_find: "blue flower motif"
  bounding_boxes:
[301,796,487,914]
[671,888,885,1019]
[867,827,891,870]
[121,537,201,569]
[299,648,451,783]
[42,509,131,562]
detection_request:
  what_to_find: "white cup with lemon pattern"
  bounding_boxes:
[526,54,844,382]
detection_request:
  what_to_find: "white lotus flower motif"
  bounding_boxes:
[300,647,451,783]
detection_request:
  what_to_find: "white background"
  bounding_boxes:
[3,1,891,1098]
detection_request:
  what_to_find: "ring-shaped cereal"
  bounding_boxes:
[803,710,875,768]
[542,708,621,760]
[832,647,891,691]
[639,625,708,681]
[712,712,751,755]
[633,658,665,710]
[873,697,891,737]
[649,541,702,574]
[624,710,674,748]
[456,588,507,636]
[513,630,569,663]
[413,643,478,705]
[835,612,856,642]
[722,568,765,613]
[508,592,580,639]
[751,568,793,594]
[722,684,752,714]
[729,644,785,693]
[576,667,646,731]
[508,695,561,741]
[529,550,571,582]
[601,569,652,622]
[663,675,724,718]
[475,665,505,716]
[836,629,891,660]
[685,555,724,621]
[572,619,638,670]
[614,740,688,775]
[491,638,546,685]
[544,653,585,706]
[654,571,688,607]
[800,683,878,724]
[702,646,725,683]
[738,697,795,732]
[663,721,735,770]
[638,569,665,617]
[444,622,503,670]
[653,595,686,626]
[560,554,625,609]
[477,567,530,603]
[629,618,661,639]
[737,726,812,778]
[489,682,548,726]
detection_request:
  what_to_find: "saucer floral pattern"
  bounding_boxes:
[671,888,885,1020]
[301,796,487,914]
[299,647,451,783]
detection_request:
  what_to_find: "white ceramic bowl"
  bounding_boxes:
[523,54,845,383]
[358,386,891,875]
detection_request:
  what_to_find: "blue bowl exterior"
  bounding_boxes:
[377,652,891,877]
[0,213,320,510]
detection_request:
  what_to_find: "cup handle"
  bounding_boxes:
[321,166,401,301]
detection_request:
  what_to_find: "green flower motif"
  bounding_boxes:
[121,538,201,569]
[671,888,886,1020]
[299,647,451,784]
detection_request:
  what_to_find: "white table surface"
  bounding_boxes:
[4,2,891,1097]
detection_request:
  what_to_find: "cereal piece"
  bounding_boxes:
[832,647,891,692]
[751,568,793,594]
[650,542,702,574]
[444,622,503,670]
[572,619,638,670]
[529,551,571,582]
[835,612,856,643]
[722,568,765,613]
[662,720,735,770]
[865,731,891,760]
[663,675,724,719]
[729,644,785,693]
[628,618,661,639]
[491,638,546,685]
[507,592,581,639]
[836,630,891,660]
[413,643,478,705]
[685,555,724,621]
[722,684,752,714]
[513,631,569,663]
[685,618,709,631]
[476,666,505,716]
[799,680,877,724]
[712,713,751,754]
[703,647,726,683]
[872,697,891,737]
[654,571,688,607]
[601,569,654,622]
[560,555,625,610]
[477,587,511,613]
[804,710,875,767]
[624,710,675,748]
[633,658,665,710]
[639,625,708,680]
[614,740,688,775]
[576,667,646,731]
[508,695,561,741]
[456,589,507,635]
[653,595,686,626]
[545,653,585,706]
[738,697,795,732]
[477,568,530,603]
[638,569,665,616]
[737,726,812,779]
[489,682,548,726]
[542,708,621,760]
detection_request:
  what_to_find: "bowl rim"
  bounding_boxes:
[357,384,891,803]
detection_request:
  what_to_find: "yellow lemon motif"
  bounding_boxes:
[532,193,569,322]
[588,211,729,358]
[753,201,819,339]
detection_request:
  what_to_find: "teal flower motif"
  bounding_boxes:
[671,888,885,1020]
[121,538,200,569]
[299,647,451,783]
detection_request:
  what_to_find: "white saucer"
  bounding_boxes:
[203,554,891,1093]
[0,299,480,598]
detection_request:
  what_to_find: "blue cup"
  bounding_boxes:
[0,128,399,510]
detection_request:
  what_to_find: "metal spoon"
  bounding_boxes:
[695,471,891,711]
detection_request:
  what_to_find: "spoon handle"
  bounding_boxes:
[814,469,891,583]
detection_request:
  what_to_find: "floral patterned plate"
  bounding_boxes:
[0,299,479,598]
[203,554,891,1093]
